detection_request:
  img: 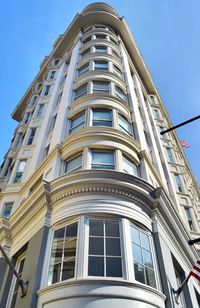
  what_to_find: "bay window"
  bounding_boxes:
[74,84,87,99]
[92,81,109,94]
[118,114,132,134]
[91,150,114,170]
[92,109,112,127]
[64,154,82,173]
[123,155,138,176]
[69,113,85,134]
[94,61,108,70]
[94,46,107,53]
[78,63,89,75]
[115,86,127,102]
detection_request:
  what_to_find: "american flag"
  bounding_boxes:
[181,140,189,148]
[190,259,200,282]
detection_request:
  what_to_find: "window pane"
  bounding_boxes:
[143,249,153,268]
[115,86,127,102]
[92,152,114,164]
[106,258,122,277]
[89,220,103,236]
[75,85,87,98]
[132,243,142,264]
[140,232,150,250]
[94,61,108,70]
[119,115,131,133]
[131,227,140,244]
[65,154,82,173]
[105,221,119,237]
[89,238,104,255]
[78,64,89,75]
[93,110,112,127]
[61,259,75,281]
[106,238,121,256]
[63,239,77,259]
[3,203,13,218]
[93,81,109,93]
[134,263,145,284]
[88,257,104,276]
[70,113,85,133]
[18,160,26,172]
[145,267,156,288]
[95,46,107,53]
[123,156,137,176]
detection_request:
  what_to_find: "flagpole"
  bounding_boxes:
[173,273,191,304]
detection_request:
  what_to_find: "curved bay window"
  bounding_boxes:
[47,217,157,289]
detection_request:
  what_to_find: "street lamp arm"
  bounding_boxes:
[160,115,200,135]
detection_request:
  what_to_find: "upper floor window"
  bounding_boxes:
[174,174,183,192]
[53,59,60,66]
[47,222,78,285]
[184,207,194,231]
[49,70,56,79]
[35,82,42,92]
[88,219,122,277]
[92,109,112,127]
[95,34,107,40]
[78,63,89,76]
[112,49,120,58]
[49,114,57,133]
[94,46,107,53]
[69,113,85,134]
[118,114,132,134]
[94,61,108,70]
[153,109,161,120]
[166,147,174,163]
[13,160,26,183]
[109,36,117,44]
[30,95,37,106]
[113,65,123,79]
[115,86,127,102]
[36,104,44,117]
[131,225,156,288]
[27,128,36,145]
[23,112,31,124]
[123,156,138,176]
[43,85,51,96]
[3,158,12,177]
[81,48,90,57]
[64,154,82,173]
[83,36,91,44]
[92,81,109,94]
[91,150,114,170]
[15,133,24,147]
[2,202,13,218]
[74,84,87,99]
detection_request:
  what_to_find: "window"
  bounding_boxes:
[95,34,106,40]
[49,70,56,79]
[4,158,12,177]
[49,114,57,133]
[118,114,132,134]
[94,46,107,53]
[64,154,82,173]
[160,126,167,139]
[56,92,63,105]
[153,109,161,119]
[93,81,109,94]
[35,82,42,92]
[36,104,44,117]
[81,48,90,57]
[109,36,117,44]
[115,86,127,102]
[184,208,194,231]
[78,63,89,75]
[69,113,85,134]
[88,219,122,277]
[47,222,78,285]
[131,225,156,288]
[123,156,138,176]
[15,133,23,147]
[10,255,25,308]
[92,109,112,127]
[94,61,108,70]
[74,84,87,99]
[166,147,174,162]
[30,95,37,105]
[53,59,60,66]
[113,65,123,78]
[44,145,50,158]
[91,150,114,170]
[174,174,183,192]
[112,49,120,58]
[14,160,26,183]
[43,85,51,96]
[23,112,31,124]
[27,128,36,145]
[2,202,13,218]
[83,36,91,44]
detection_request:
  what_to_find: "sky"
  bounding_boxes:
[0,0,199,183]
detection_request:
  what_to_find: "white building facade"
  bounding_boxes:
[0,3,200,308]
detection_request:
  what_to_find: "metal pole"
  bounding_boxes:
[173,273,191,304]
[188,237,200,245]
[160,115,200,135]
[0,244,28,297]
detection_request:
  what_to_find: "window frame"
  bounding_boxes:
[92,81,110,94]
[27,127,36,145]
[94,45,107,53]
[69,112,86,134]
[91,150,115,170]
[13,160,26,183]
[94,60,108,71]
[118,114,132,135]
[92,109,112,127]
[78,63,89,76]
[2,202,13,218]
[74,84,87,99]
[122,155,138,177]
[115,86,127,102]
[64,153,83,174]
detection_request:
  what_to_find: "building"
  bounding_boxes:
[0,2,200,307]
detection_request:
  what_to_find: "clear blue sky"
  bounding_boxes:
[0,0,199,183]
